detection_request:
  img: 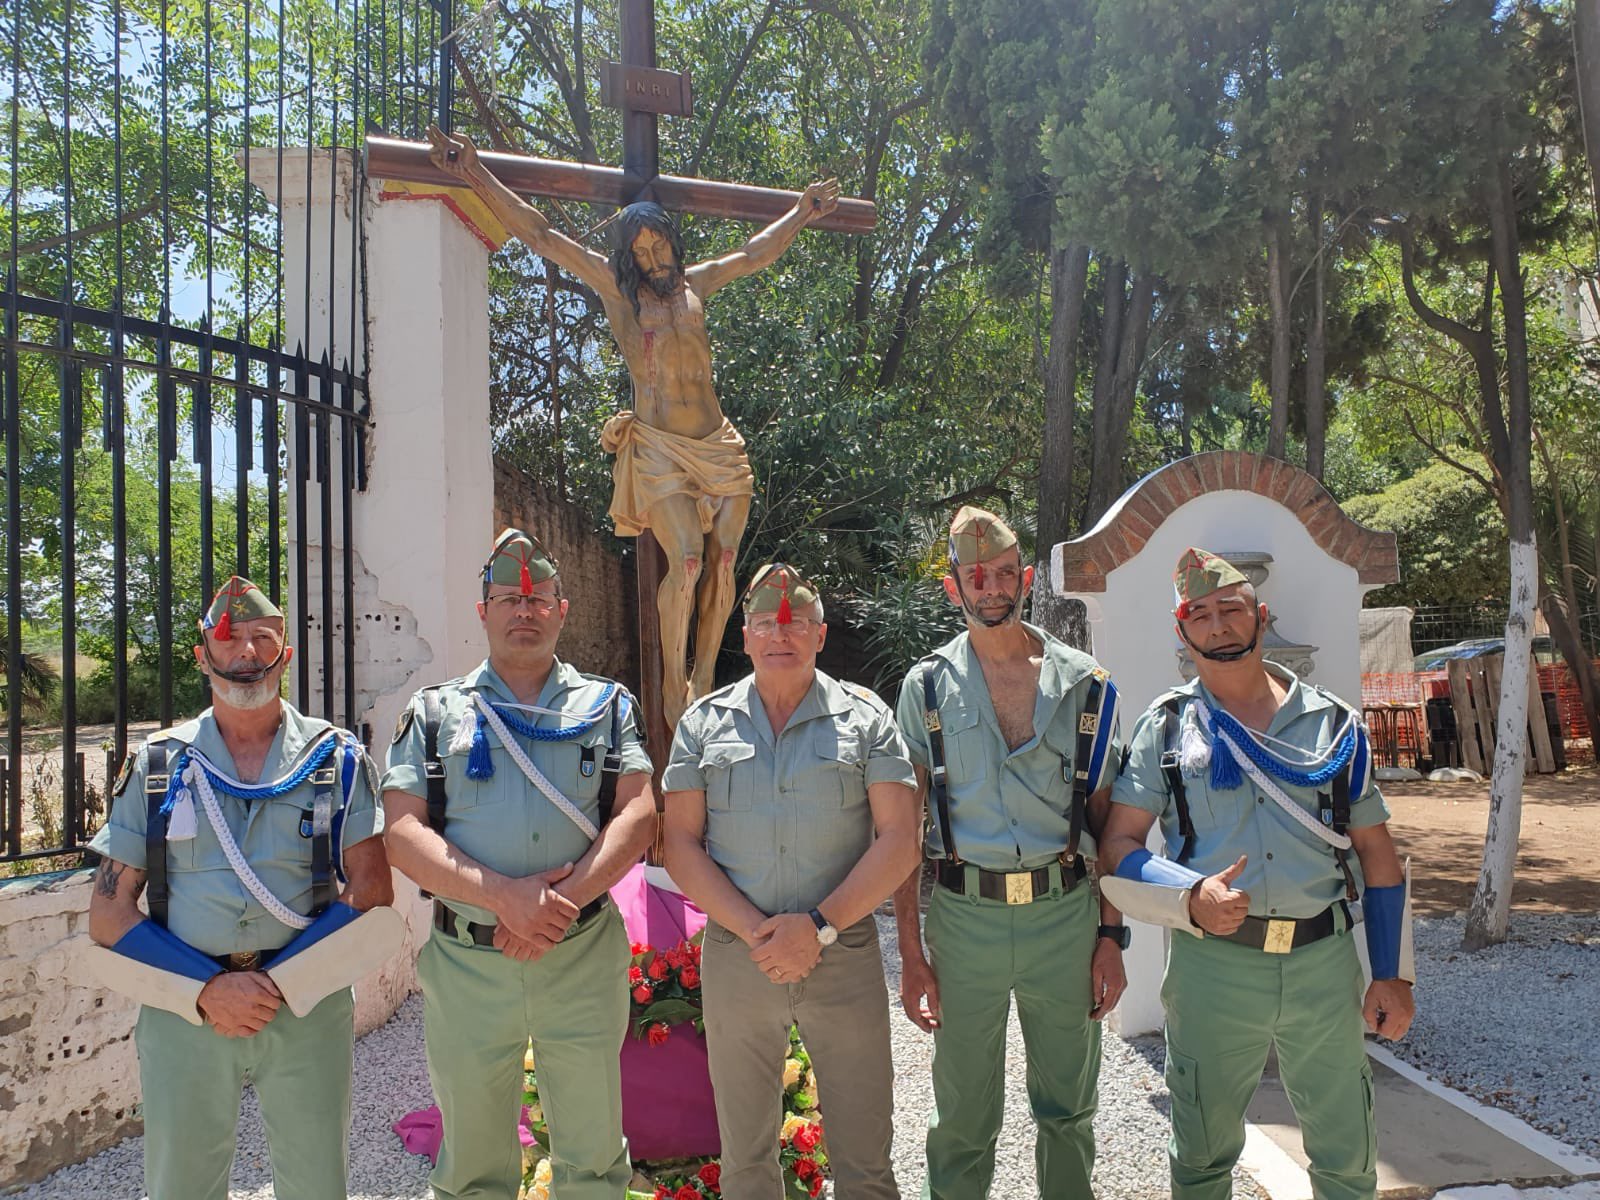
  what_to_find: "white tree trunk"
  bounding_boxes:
[1463,534,1538,949]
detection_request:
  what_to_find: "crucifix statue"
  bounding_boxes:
[366,0,874,748]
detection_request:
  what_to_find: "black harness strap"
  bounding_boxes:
[594,688,626,828]
[307,761,338,916]
[421,687,449,834]
[1160,698,1198,864]
[1321,765,1359,901]
[144,741,172,928]
[921,665,959,863]
[1065,677,1104,862]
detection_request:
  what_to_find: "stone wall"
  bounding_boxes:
[0,869,420,1189]
[492,458,638,691]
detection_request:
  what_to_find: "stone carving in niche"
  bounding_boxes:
[1176,551,1318,681]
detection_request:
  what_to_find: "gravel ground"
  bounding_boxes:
[14,910,1259,1200]
[1385,911,1600,1158]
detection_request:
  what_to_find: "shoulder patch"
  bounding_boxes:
[1090,665,1110,682]
[392,706,415,745]
[112,752,136,797]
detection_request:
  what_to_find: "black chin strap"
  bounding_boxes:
[953,574,1023,628]
[1178,613,1261,663]
[202,640,287,684]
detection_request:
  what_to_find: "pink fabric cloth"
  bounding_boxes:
[393,864,720,1166]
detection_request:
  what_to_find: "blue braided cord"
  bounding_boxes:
[187,733,342,802]
[488,682,617,742]
[1209,707,1356,788]
[158,749,192,816]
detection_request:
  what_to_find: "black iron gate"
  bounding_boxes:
[0,0,454,868]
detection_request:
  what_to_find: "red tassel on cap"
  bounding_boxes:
[519,559,534,596]
[214,610,233,641]
[972,563,985,590]
[776,570,792,625]
[1176,600,1192,620]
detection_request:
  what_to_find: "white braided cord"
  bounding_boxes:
[472,694,599,841]
[1191,698,1353,852]
[188,761,314,930]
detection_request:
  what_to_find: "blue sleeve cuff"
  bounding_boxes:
[1114,847,1205,889]
[112,920,223,983]
[1363,883,1405,979]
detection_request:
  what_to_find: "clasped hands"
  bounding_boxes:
[748,912,821,983]
[492,863,582,962]
[197,971,283,1037]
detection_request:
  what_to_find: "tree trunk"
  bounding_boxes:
[1535,433,1600,744]
[1304,198,1329,480]
[1464,154,1538,953]
[1087,258,1127,512]
[1086,272,1155,523]
[1266,216,1292,460]
[1034,241,1091,644]
[1575,0,1600,219]
[1540,586,1600,747]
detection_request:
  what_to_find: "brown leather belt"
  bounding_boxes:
[212,950,264,972]
[933,856,1086,904]
[1214,902,1350,954]
[432,896,609,947]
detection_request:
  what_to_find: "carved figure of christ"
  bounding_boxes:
[426,126,840,728]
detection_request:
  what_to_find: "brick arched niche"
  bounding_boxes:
[1052,452,1398,593]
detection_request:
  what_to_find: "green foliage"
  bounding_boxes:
[1345,461,1507,607]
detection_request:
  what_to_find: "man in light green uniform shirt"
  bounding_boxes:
[892,507,1128,1200]
[1100,548,1416,1200]
[663,563,921,1200]
[382,529,658,1200]
[87,576,393,1200]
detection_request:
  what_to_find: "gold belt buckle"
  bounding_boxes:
[227,950,262,971]
[1262,919,1295,954]
[1004,872,1034,906]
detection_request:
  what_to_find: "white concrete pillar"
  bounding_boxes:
[251,149,497,1026]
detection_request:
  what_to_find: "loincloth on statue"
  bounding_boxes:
[599,411,755,537]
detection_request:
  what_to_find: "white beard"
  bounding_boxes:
[211,675,281,711]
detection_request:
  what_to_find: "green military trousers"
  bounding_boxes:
[1162,918,1377,1200]
[922,876,1100,1200]
[135,986,355,1200]
[418,905,631,1200]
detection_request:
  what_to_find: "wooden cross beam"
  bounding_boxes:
[364,0,875,768]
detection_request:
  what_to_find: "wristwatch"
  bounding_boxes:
[1097,924,1131,950]
[808,908,838,947]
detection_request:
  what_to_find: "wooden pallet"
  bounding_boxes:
[1445,654,1557,775]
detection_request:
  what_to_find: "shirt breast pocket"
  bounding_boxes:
[703,740,757,811]
[806,723,867,808]
[938,706,988,785]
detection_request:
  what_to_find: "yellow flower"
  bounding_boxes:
[781,1114,810,1142]
[782,1058,803,1088]
[524,1042,537,1072]
[534,1159,553,1186]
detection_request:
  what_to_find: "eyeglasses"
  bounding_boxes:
[746,616,818,637]
[486,593,561,615]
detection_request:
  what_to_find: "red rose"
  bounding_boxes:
[697,1162,721,1188]
[653,1187,672,1200]
[690,940,702,961]
[633,941,651,957]
[664,945,686,969]
[794,1157,818,1180]
[647,1021,671,1046]
[808,1174,823,1197]
[633,984,654,1004]
[628,965,645,985]
[793,1123,822,1153]
[647,958,669,981]
[676,1186,700,1200]
[681,964,700,989]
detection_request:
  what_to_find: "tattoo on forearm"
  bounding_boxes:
[95,859,126,899]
